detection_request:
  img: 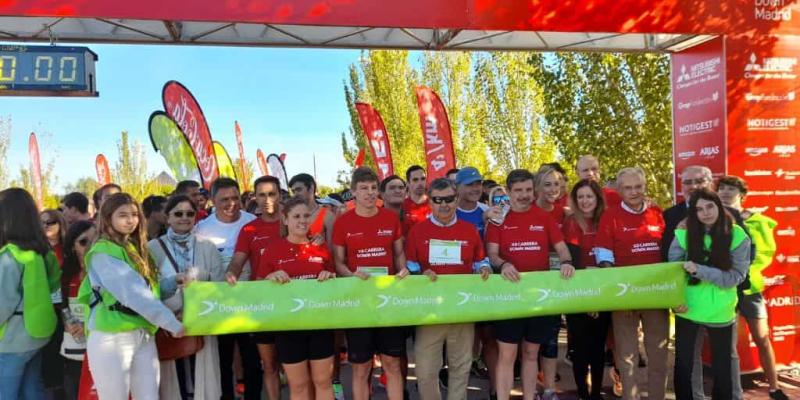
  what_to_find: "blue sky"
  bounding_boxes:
[1,44,363,191]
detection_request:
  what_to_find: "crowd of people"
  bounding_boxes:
[0,155,790,400]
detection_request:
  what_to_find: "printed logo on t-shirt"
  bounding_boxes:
[529,225,544,232]
[509,241,541,252]
[276,257,296,265]
[356,247,388,259]
[308,256,324,264]
[502,225,519,231]
[377,229,394,237]
[347,232,364,238]
[622,226,638,232]
[647,225,662,232]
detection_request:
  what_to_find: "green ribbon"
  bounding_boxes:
[183,262,686,335]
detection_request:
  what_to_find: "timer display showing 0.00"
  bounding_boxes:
[0,53,85,86]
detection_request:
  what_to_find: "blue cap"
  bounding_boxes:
[455,167,483,186]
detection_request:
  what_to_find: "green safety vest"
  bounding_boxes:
[675,225,747,324]
[743,213,777,295]
[0,244,60,340]
[78,239,160,334]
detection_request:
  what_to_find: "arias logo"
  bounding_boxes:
[699,146,720,157]
[746,147,769,157]
[744,53,798,80]
[773,145,796,157]
[746,117,797,131]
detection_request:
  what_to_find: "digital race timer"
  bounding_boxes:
[0,45,98,97]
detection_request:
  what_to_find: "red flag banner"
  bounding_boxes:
[354,148,366,168]
[256,149,269,176]
[414,87,456,180]
[28,133,43,209]
[95,154,111,185]
[162,81,219,189]
[234,121,248,190]
[355,102,395,180]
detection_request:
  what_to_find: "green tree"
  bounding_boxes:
[64,177,100,195]
[113,131,159,201]
[0,116,10,189]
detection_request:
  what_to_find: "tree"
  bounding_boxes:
[64,177,100,195]
[234,157,256,189]
[113,131,160,201]
[0,116,10,189]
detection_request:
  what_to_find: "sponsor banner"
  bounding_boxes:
[162,81,219,189]
[355,102,395,180]
[354,148,366,168]
[256,149,268,176]
[183,263,686,335]
[148,112,202,183]
[266,153,288,191]
[415,86,456,180]
[213,141,238,181]
[234,121,248,190]
[95,154,111,185]
[28,132,43,209]
[671,37,727,201]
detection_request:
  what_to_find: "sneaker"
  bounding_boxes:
[471,358,489,379]
[610,368,622,397]
[541,389,559,400]
[438,367,449,390]
[769,389,789,400]
[333,381,345,400]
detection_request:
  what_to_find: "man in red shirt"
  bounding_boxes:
[486,169,575,400]
[289,173,336,246]
[576,155,622,207]
[406,178,492,400]
[402,165,431,235]
[594,167,668,400]
[223,175,283,400]
[333,167,409,400]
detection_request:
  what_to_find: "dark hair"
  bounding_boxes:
[482,180,497,189]
[288,173,316,192]
[254,175,281,192]
[175,180,201,195]
[141,195,167,218]
[210,177,240,198]
[0,188,51,256]
[164,195,197,215]
[686,188,733,274]
[380,175,406,193]
[568,179,606,230]
[351,167,379,190]
[506,169,535,189]
[62,192,89,214]
[716,175,748,195]
[60,220,95,303]
[542,162,567,176]
[93,183,122,209]
[405,165,425,181]
[40,209,67,245]
[446,168,460,177]
[427,177,457,196]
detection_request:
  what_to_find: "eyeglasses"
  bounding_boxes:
[42,220,58,227]
[431,195,457,204]
[681,178,707,186]
[172,211,196,218]
[77,238,90,247]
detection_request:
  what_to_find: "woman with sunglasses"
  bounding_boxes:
[148,194,224,400]
[40,209,67,264]
[668,188,750,400]
[59,220,96,400]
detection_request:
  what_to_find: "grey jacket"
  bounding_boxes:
[0,252,51,353]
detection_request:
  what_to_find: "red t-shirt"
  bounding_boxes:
[332,208,402,274]
[405,219,485,275]
[554,195,568,210]
[485,207,564,272]
[256,240,333,280]
[402,197,431,235]
[562,217,597,268]
[195,209,209,223]
[595,204,665,267]
[603,188,622,208]
[536,203,566,229]
[234,218,282,271]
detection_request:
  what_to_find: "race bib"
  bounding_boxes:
[357,266,390,276]
[429,239,462,265]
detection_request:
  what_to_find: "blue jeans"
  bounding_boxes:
[0,349,45,400]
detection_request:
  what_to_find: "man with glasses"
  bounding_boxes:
[406,178,492,400]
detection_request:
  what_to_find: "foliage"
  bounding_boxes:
[112,131,161,202]
[0,116,10,189]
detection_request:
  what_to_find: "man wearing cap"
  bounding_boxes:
[456,167,489,238]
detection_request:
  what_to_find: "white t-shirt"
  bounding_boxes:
[196,211,256,270]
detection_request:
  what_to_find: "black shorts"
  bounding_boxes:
[275,330,335,364]
[494,315,560,346]
[346,327,407,363]
[251,332,276,345]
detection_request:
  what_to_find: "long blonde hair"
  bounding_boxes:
[95,192,158,285]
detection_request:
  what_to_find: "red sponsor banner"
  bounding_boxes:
[670,36,727,202]
[162,81,219,189]
[354,148,366,168]
[355,102,395,180]
[234,121,248,190]
[725,33,800,370]
[256,149,269,176]
[415,87,456,181]
[95,154,111,185]
[28,132,43,209]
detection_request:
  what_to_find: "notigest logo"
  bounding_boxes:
[745,91,796,103]
[746,147,770,157]
[699,146,720,158]
[676,58,721,89]
[777,226,796,237]
[747,118,797,131]
[754,0,793,21]
[773,145,797,157]
[678,119,719,136]
[744,169,773,176]
[744,53,798,80]
[678,151,696,160]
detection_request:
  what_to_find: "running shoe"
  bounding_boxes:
[769,389,789,400]
[333,381,345,400]
[471,358,489,379]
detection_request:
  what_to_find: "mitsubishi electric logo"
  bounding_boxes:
[198,300,275,316]
[675,57,721,89]
[744,53,798,80]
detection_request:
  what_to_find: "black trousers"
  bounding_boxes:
[218,333,263,400]
[674,317,733,400]
[566,312,610,397]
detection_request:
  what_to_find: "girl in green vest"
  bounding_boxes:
[0,188,61,400]
[83,192,184,400]
[668,188,751,400]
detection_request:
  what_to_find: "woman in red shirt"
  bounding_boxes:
[535,165,567,227]
[562,179,609,400]
[257,196,336,400]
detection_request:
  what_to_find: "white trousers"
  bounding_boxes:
[87,329,160,400]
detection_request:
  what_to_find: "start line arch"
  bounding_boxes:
[1,0,799,372]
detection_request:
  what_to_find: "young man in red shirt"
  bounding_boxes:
[406,178,492,400]
[486,169,575,400]
[333,167,410,400]
[594,167,668,400]
[402,165,431,235]
[224,175,283,400]
[289,173,336,246]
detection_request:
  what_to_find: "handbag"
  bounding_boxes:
[155,238,204,361]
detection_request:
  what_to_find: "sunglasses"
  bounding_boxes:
[42,220,59,227]
[77,238,90,247]
[492,195,510,205]
[431,195,457,204]
[172,211,196,218]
